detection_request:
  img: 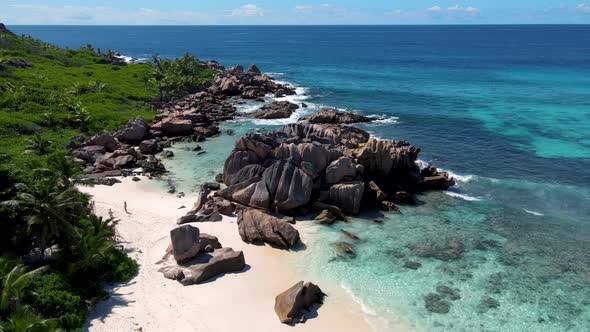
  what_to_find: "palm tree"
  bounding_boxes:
[23,134,52,156]
[32,155,80,189]
[0,305,58,332]
[71,107,90,133]
[0,263,48,315]
[0,181,87,256]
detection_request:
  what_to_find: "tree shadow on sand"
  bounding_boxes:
[83,281,137,330]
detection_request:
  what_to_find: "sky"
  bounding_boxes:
[1,1,590,25]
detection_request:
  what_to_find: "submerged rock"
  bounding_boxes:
[412,237,465,261]
[403,261,422,270]
[424,293,450,314]
[478,296,500,312]
[335,242,355,258]
[274,281,326,324]
[436,285,461,301]
[340,229,360,241]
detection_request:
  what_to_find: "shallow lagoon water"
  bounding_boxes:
[14,25,590,331]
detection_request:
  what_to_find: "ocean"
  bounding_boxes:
[12,25,590,331]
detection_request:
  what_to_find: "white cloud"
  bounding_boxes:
[577,3,590,12]
[294,5,313,13]
[428,6,442,11]
[292,3,347,16]
[4,4,214,25]
[231,4,264,17]
[446,4,480,13]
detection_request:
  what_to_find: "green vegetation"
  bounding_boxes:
[0,27,217,331]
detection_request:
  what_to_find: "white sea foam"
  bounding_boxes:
[340,283,377,316]
[445,191,482,201]
[446,170,474,183]
[415,160,475,184]
[251,108,314,125]
[117,55,148,64]
[524,209,544,216]
[265,72,286,77]
[236,101,265,114]
[370,115,399,124]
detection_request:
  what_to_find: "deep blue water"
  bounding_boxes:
[11,25,590,331]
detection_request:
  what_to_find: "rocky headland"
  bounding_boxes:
[70,62,296,185]
[75,59,455,326]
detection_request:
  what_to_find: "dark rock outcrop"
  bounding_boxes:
[303,108,373,124]
[237,208,300,248]
[116,116,148,144]
[208,64,295,99]
[254,101,299,119]
[3,59,33,68]
[159,225,245,285]
[170,225,200,262]
[219,123,454,217]
[139,139,160,155]
[86,133,120,152]
[274,281,326,324]
[0,23,15,35]
[329,182,364,214]
[159,247,245,286]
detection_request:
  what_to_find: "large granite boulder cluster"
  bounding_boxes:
[219,123,454,217]
[70,118,167,178]
[158,224,245,285]
[208,64,296,99]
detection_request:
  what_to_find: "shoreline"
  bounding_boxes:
[81,177,377,332]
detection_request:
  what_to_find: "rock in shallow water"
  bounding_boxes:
[254,101,299,119]
[274,281,326,324]
[303,108,373,124]
[424,293,450,314]
[436,285,461,301]
[478,296,500,312]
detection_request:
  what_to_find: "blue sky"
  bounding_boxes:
[2,1,590,24]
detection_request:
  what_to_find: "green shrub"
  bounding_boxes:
[26,274,85,329]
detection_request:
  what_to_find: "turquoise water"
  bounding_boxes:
[13,25,590,331]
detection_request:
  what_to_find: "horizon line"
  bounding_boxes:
[6,23,590,27]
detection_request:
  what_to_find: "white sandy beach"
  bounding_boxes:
[80,177,375,332]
